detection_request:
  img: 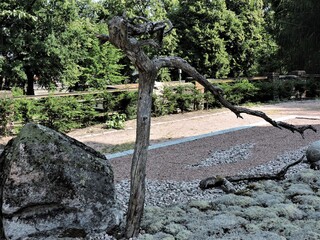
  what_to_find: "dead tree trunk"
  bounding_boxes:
[97,16,164,238]
[125,70,157,237]
[97,15,316,238]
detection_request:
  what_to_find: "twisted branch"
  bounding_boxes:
[199,155,306,193]
[154,56,317,137]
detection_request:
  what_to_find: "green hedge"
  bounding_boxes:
[1,78,318,136]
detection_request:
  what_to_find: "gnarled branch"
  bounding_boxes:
[154,56,317,137]
[199,155,306,193]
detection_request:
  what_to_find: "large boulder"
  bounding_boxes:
[306,140,320,169]
[0,123,121,239]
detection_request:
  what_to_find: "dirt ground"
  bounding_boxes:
[68,100,320,154]
[1,100,320,182]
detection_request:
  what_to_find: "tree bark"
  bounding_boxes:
[199,155,306,192]
[25,67,35,95]
[125,71,156,238]
[99,15,160,238]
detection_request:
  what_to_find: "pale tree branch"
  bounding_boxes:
[127,17,173,37]
[199,155,306,193]
[153,56,317,137]
[137,39,160,49]
[96,34,109,44]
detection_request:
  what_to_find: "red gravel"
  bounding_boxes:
[1,100,320,183]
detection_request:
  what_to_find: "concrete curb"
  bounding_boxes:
[106,115,301,160]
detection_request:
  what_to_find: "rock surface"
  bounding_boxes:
[306,140,320,169]
[0,123,121,239]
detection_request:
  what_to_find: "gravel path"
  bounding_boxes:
[110,117,320,183]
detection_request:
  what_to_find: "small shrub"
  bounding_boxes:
[219,79,259,105]
[106,112,126,129]
[161,86,178,114]
[192,87,204,110]
[99,91,117,113]
[204,90,220,109]
[77,94,98,127]
[14,98,39,124]
[175,85,194,112]
[306,78,320,98]
[251,81,274,102]
[116,91,138,120]
[39,96,82,132]
[278,80,295,100]
[152,94,169,117]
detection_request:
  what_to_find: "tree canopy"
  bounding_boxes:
[270,0,320,73]
[170,0,277,78]
[0,0,124,94]
[1,0,319,94]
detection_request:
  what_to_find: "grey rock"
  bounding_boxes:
[306,140,320,169]
[0,123,121,239]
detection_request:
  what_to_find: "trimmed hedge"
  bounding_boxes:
[0,78,317,135]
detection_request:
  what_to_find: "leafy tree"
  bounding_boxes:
[269,0,320,73]
[170,0,277,78]
[0,1,76,94]
[0,0,124,94]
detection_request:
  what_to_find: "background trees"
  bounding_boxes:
[269,0,320,73]
[0,0,124,94]
[170,0,277,78]
[1,0,319,93]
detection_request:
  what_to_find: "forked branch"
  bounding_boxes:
[154,56,317,137]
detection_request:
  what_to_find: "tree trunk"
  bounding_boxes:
[25,67,35,95]
[125,71,156,238]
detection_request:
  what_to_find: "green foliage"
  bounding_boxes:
[99,91,117,113]
[270,0,320,73]
[251,81,274,103]
[0,98,14,136]
[14,98,39,123]
[39,96,80,132]
[77,94,99,127]
[252,78,312,102]
[116,91,138,120]
[175,85,194,113]
[152,84,204,116]
[0,0,124,93]
[106,112,126,129]
[219,79,259,105]
[204,91,220,110]
[306,78,320,98]
[171,0,276,77]
[192,87,205,110]
[38,95,97,132]
[278,80,295,100]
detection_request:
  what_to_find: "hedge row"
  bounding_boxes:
[1,78,319,136]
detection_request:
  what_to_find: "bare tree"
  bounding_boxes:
[97,15,316,238]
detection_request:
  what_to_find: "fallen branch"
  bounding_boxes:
[199,155,306,193]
